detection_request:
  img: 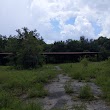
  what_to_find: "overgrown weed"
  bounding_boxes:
[79,85,94,100]
[59,60,110,102]
[0,64,58,110]
[64,81,74,94]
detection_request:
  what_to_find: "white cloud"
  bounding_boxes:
[0,0,30,35]
[60,16,95,40]
[0,0,110,43]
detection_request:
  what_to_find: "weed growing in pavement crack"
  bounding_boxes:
[73,103,87,110]
[64,81,74,94]
[79,84,94,100]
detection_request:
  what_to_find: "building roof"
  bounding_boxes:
[0,53,13,55]
[0,52,100,55]
[42,52,100,55]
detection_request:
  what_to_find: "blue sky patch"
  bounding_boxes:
[65,17,76,25]
[50,19,60,32]
[91,22,102,35]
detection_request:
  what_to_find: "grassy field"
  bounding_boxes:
[59,59,110,103]
[1,60,110,110]
[0,65,58,110]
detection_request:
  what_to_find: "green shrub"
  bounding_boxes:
[6,28,45,69]
[80,58,89,67]
[73,72,84,81]
[60,61,110,102]
[64,81,74,94]
[28,83,48,98]
[79,85,94,100]
[0,90,21,109]
[106,57,110,64]
[23,103,42,110]
[0,91,13,108]
[0,65,58,109]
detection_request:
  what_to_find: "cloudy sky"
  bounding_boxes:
[0,0,110,43]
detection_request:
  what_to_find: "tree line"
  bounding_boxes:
[45,36,110,60]
[0,27,110,68]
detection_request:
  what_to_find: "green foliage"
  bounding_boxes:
[1,33,110,65]
[15,28,44,69]
[0,35,7,53]
[28,83,48,98]
[22,103,42,110]
[0,92,42,110]
[1,32,110,65]
[88,55,98,62]
[79,85,94,100]
[45,36,110,62]
[80,57,89,67]
[60,61,110,102]
[72,72,84,81]
[60,63,86,81]
[64,81,74,94]
[0,91,15,108]
[60,60,110,102]
[5,37,19,53]
[106,57,110,64]
[0,90,41,110]
[0,65,58,110]
[4,27,45,69]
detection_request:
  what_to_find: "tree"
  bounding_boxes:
[51,41,66,52]
[80,36,90,51]
[66,39,81,52]
[0,35,7,52]
[6,27,44,69]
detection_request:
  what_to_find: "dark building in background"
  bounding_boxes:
[42,52,100,63]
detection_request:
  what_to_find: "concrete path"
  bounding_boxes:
[42,66,110,110]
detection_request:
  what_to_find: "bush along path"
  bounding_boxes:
[42,66,110,110]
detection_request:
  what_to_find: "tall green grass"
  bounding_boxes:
[60,59,110,102]
[0,65,58,110]
[64,81,74,94]
[79,84,94,100]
